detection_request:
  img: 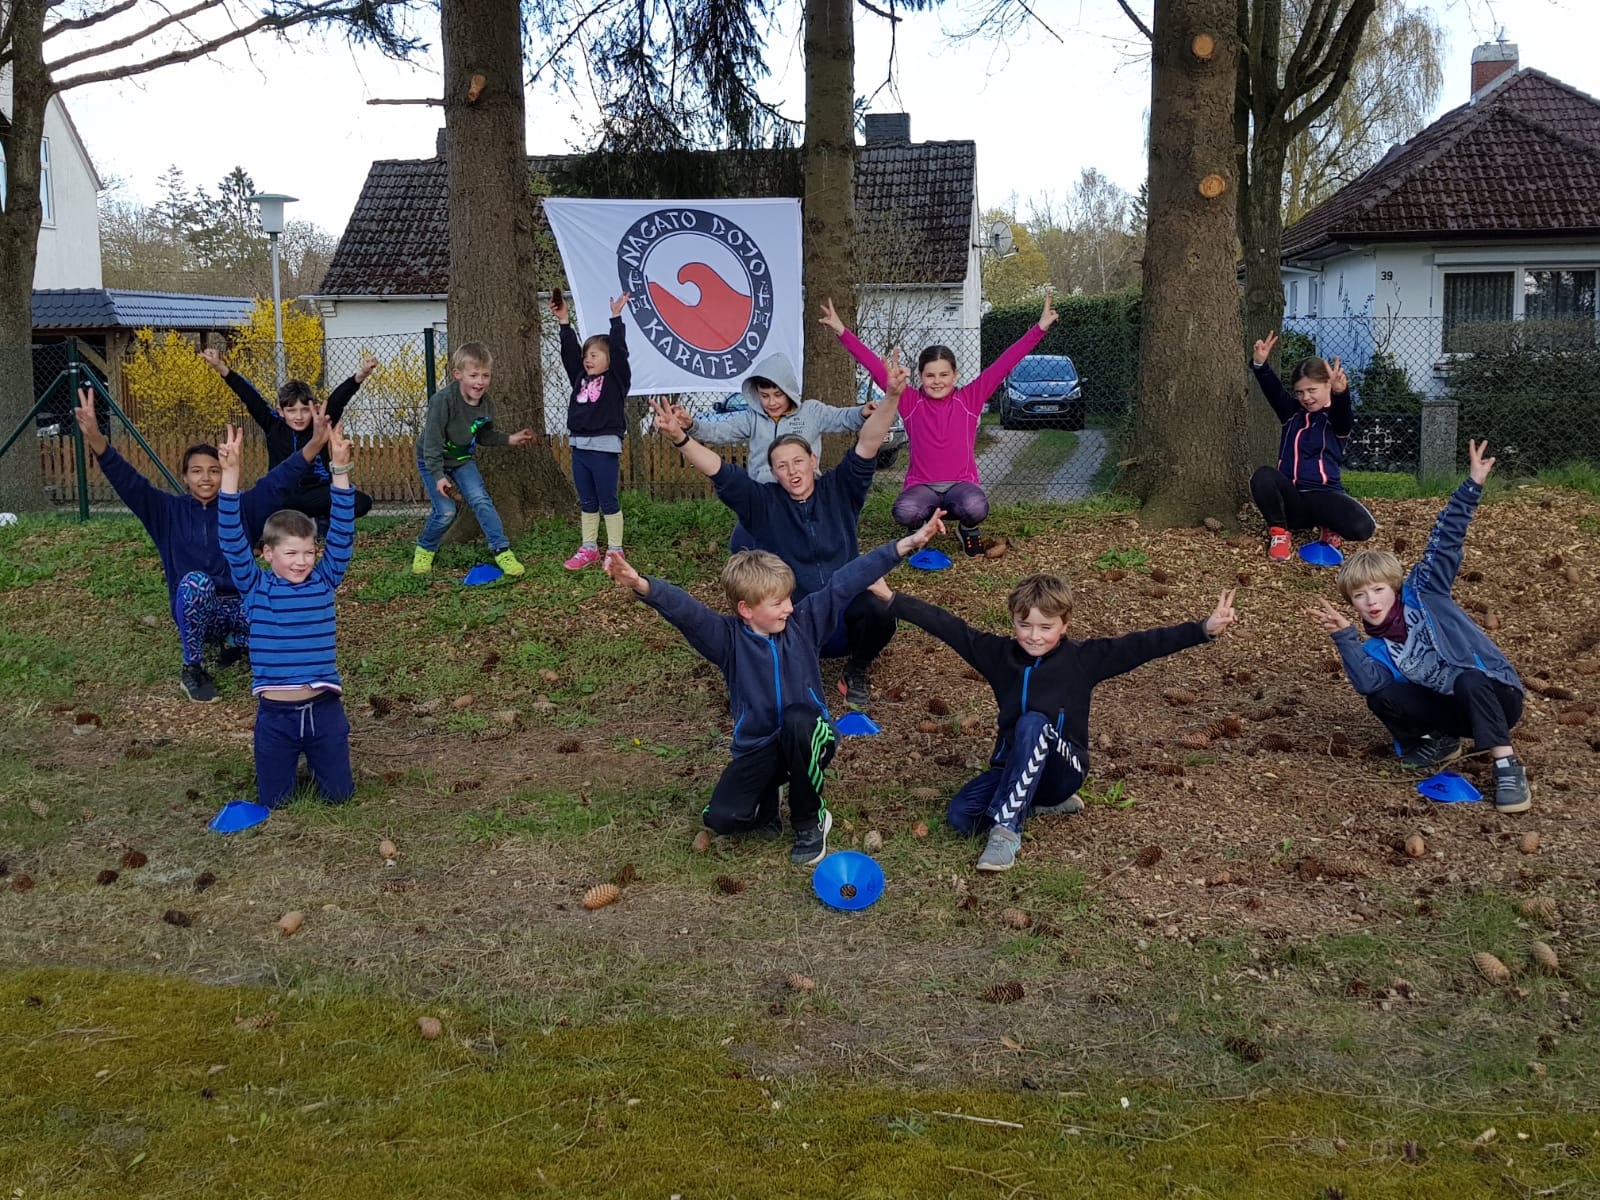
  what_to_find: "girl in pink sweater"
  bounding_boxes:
[820,295,1058,556]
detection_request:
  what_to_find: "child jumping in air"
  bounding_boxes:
[820,294,1057,556]
[605,510,947,867]
[553,289,632,568]
[888,577,1238,871]
[217,420,357,808]
[204,347,379,524]
[412,342,537,577]
[1248,331,1376,561]
[1309,439,1530,814]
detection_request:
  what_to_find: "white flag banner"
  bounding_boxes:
[543,197,803,394]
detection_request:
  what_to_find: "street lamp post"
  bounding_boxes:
[247,193,298,390]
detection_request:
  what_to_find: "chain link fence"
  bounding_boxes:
[13,310,1600,512]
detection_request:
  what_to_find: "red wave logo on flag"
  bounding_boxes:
[618,208,773,381]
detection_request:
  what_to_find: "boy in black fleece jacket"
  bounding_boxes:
[889,577,1238,871]
[554,290,632,568]
[203,347,378,523]
[605,510,947,867]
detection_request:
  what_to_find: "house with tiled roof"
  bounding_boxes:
[1278,43,1600,394]
[2,65,103,290]
[312,113,982,399]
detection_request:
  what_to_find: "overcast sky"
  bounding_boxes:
[61,0,1595,237]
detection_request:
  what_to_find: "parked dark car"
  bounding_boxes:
[998,354,1085,430]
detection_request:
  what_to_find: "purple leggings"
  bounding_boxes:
[892,482,989,530]
[176,571,248,667]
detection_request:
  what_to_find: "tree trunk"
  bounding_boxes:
[439,0,572,543]
[802,0,857,430]
[0,0,52,512]
[1128,0,1246,527]
[1241,125,1288,467]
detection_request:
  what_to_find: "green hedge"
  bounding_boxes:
[980,290,1141,415]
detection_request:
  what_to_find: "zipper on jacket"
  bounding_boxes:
[1020,658,1040,713]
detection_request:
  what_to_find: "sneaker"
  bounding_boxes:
[604,548,626,566]
[790,810,833,867]
[411,546,435,575]
[1398,733,1463,770]
[976,825,1022,872]
[837,667,870,710]
[756,815,785,839]
[215,642,246,671]
[1493,758,1532,814]
[1267,527,1291,562]
[494,550,526,577]
[180,664,220,704]
[1319,529,1344,551]
[563,546,601,571]
[960,528,986,558]
[1031,793,1083,818]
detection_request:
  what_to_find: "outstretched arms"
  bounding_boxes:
[1248,331,1301,422]
[1412,439,1495,595]
[853,348,907,461]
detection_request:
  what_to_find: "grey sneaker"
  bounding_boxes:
[837,668,870,710]
[1399,733,1463,770]
[790,810,833,867]
[976,825,1022,872]
[1032,793,1083,818]
[1493,759,1532,814]
[180,664,220,703]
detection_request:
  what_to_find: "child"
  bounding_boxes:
[552,290,632,568]
[72,385,330,704]
[217,422,356,809]
[889,578,1238,871]
[605,509,947,866]
[1248,331,1376,561]
[1309,439,1530,813]
[820,294,1058,556]
[203,347,379,523]
[412,342,536,576]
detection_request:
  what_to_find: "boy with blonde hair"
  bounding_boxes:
[606,510,947,866]
[1309,439,1530,812]
[888,574,1238,871]
[412,342,537,576]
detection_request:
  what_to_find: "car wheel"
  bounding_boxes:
[998,398,1018,430]
[875,447,901,470]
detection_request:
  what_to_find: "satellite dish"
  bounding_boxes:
[987,219,1015,256]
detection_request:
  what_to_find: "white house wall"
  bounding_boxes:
[5,64,104,289]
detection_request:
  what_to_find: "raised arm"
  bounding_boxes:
[1411,442,1494,595]
[964,295,1054,410]
[207,349,278,435]
[854,348,907,460]
[318,423,356,589]
[1326,355,1354,437]
[325,356,375,425]
[215,426,260,595]
[890,593,1008,677]
[650,396,728,478]
[557,322,585,388]
[636,576,735,672]
[836,329,889,392]
[1079,618,1212,685]
[608,297,632,395]
[1248,332,1299,423]
[75,386,167,534]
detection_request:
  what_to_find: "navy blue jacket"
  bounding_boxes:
[641,541,903,755]
[96,444,312,621]
[1332,478,1522,695]
[1250,361,1356,492]
[891,594,1211,768]
[225,370,361,485]
[711,449,875,599]
[560,317,631,439]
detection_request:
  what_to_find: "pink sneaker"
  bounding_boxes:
[603,549,626,566]
[563,546,602,570]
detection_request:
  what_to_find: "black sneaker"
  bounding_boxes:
[215,642,246,671]
[837,667,870,710]
[790,810,833,867]
[960,527,986,557]
[1398,733,1463,770]
[180,664,220,704]
[1493,758,1532,814]
[756,815,785,839]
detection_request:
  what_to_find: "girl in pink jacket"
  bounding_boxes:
[821,295,1058,556]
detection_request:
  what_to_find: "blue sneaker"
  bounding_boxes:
[976,826,1022,872]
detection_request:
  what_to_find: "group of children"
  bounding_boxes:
[74,297,1534,864]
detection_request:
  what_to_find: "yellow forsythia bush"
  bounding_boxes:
[352,339,430,437]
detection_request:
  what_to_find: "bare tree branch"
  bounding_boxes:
[42,0,138,41]
[1114,0,1151,41]
[46,0,223,73]
[366,96,443,105]
[855,0,901,21]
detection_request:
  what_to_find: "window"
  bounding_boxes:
[1443,271,1513,352]
[1307,280,1321,317]
[1287,281,1299,319]
[39,137,54,225]
[1524,269,1596,321]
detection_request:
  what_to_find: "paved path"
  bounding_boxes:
[1043,428,1110,501]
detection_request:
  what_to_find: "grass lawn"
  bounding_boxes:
[4,482,1600,1196]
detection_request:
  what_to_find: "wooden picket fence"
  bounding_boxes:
[39,430,750,507]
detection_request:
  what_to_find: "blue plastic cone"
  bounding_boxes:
[208,800,271,833]
[1298,541,1344,567]
[1416,771,1482,804]
[909,549,952,571]
[811,850,886,911]
[835,711,881,737]
[463,563,504,586]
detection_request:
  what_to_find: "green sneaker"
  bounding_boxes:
[411,546,435,575]
[494,550,526,577]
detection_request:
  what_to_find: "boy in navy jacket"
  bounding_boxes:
[889,578,1237,871]
[73,386,329,704]
[605,510,947,866]
[1310,439,1530,813]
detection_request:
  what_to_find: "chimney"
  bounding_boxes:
[863,113,911,145]
[1471,41,1518,99]
[436,127,446,158]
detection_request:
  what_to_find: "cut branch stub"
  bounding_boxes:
[467,73,487,103]
[1191,33,1215,60]
[1198,174,1227,199]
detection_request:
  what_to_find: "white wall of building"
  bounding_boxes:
[3,67,104,289]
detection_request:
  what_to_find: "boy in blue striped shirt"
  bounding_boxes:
[217,417,357,809]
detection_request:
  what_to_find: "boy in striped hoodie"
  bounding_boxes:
[217,417,357,809]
